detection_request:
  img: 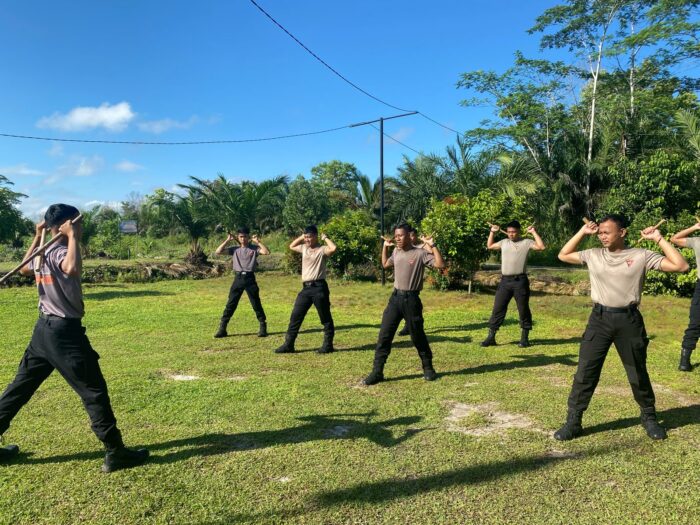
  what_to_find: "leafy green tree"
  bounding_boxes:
[310,160,361,214]
[0,175,28,245]
[321,210,380,278]
[282,176,331,234]
[355,173,399,222]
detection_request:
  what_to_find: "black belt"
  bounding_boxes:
[303,279,326,287]
[502,273,527,280]
[235,271,254,276]
[393,289,420,297]
[39,312,79,321]
[593,303,638,313]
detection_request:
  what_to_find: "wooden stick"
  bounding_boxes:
[487,223,508,235]
[638,219,666,243]
[0,214,82,285]
[33,228,46,277]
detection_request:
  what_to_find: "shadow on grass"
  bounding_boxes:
[229,323,381,338]
[582,404,700,436]
[15,412,426,466]
[84,290,175,301]
[312,446,613,508]
[340,333,474,353]
[381,353,578,383]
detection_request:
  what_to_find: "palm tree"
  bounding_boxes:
[180,174,288,233]
[355,173,397,222]
[676,109,700,161]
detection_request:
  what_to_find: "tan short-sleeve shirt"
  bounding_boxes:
[301,245,328,282]
[579,247,664,307]
[686,237,700,271]
[387,247,435,291]
[495,238,535,275]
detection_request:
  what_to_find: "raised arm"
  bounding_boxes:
[670,219,700,248]
[421,235,445,269]
[642,226,689,273]
[558,220,598,265]
[321,233,337,256]
[528,226,546,251]
[59,219,82,277]
[381,236,394,269]
[252,235,270,255]
[486,224,500,250]
[18,221,47,276]
[215,233,234,255]
[289,234,305,253]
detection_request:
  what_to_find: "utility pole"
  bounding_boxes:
[350,111,417,285]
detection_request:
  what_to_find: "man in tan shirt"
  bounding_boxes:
[275,225,337,354]
[670,219,700,371]
[482,221,545,348]
[555,214,688,441]
[363,223,445,385]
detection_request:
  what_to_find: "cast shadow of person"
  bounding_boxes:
[581,403,700,436]
[16,412,426,467]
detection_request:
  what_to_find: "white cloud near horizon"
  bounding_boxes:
[37,102,135,132]
[55,155,104,179]
[138,116,198,134]
[115,160,144,172]
[0,163,44,177]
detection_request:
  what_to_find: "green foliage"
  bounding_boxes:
[310,160,361,215]
[282,176,331,234]
[0,175,29,245]
[321,210,380,278]
[422,191,530,287]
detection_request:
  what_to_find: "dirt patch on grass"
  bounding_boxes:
[169,374,200,381]
[444,401,547,436]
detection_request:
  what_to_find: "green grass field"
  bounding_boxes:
[1,275,699,524]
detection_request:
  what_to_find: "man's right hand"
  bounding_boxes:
[382,236,394,247]
[581,220,598,235]
[226,233,234,242]
[35,221,46,238]
[489,224,500,233]
[59,219,82,240]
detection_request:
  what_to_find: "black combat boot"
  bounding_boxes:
[102,446,150,473]
[518,329,530,348]
[363,359,386,385]
[398,324,410,336]
[258,321,268,338]
[274,334,296,354]
[0,443,19,461]
[213,320,228,338]
[679,347,693,372]
[553,410,583,441]
[421,358,438,381]
[640,409,667,440]
[480,329,497,347]
[317,332,335,354]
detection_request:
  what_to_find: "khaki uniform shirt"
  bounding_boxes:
[388,247,435,291]
[300,245,328,282]
[579,247,664,307]
[495,238,535,275]
[686,237,700,272]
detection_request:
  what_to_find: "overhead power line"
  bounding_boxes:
[248,0,461,136]
[369,124,422,155]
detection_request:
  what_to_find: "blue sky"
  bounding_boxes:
[1,0,559,218]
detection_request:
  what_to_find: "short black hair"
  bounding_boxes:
[505,220,521,230]
[395,223,412,234]
[598,214,628,229]
[44,204,80,228]
[237,227,250,235]
[304,225,318,235]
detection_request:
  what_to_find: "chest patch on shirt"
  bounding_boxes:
[626,259,634,267]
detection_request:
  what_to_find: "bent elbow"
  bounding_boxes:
[557,253,566,262]
[679,261,690,273]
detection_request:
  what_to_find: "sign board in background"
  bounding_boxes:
[119,220,138,234]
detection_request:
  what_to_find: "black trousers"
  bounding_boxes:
[487,274,533,330]
[372,291,433,368]
[567,306,656,413]
[220,273,266,324]
[286,280,334,338]
[0,316,122,448]
[682,280,700,351]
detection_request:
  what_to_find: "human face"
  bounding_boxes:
[506,227,520,241]
[597,220,626,249]
[409,231,417,244]
[237,233,249,245]
[304,233,318,247]
[394,228,411,250]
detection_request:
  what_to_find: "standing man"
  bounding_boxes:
[554,215,688,441]
[275,226,337,354]
[397,226,431,337]
[670,219,700,371]
[214,227,270,338]
[0,204,149,472]
[363,224,445,385]
[481,221,545,348]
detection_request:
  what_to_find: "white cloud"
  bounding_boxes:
[58,155,104,177]
[0,163,44,176]
[389,127,414,143]
[84,199,121,211]
[37,102,135,132]
[115,160,143,172]
[138,116,198,134]
[47,143,64,157]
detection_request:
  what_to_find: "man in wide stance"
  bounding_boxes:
[670,219,700,371]
[554,215,688,441]
[397,226,432,337]
[481,221,545,348]
[275,226,337,354]
[363,224,445,385]
[213,227,270,338]
[0,204,149,472]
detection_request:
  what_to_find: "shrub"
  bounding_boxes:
[321,210,380,278]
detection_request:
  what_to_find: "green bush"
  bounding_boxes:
[321,210,380,278]
[421,191,530,288]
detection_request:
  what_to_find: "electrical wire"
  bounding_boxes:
[249,0,461,136]
[369,124,422,155]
